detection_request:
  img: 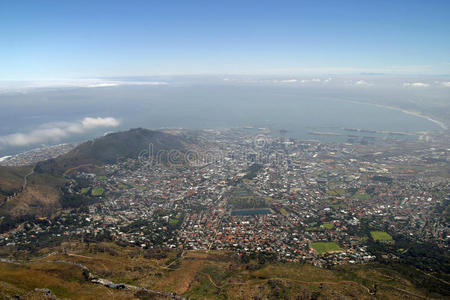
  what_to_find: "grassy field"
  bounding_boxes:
[354,192,371,201]
[311,242,343,254]
[321,223,334,230]
[91,187,104,196]
[138,185,147,191]
[279,208,289,216]
[118,183,132,190]
[370,231,393,241]
[168,218,180,226]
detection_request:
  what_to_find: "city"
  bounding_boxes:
[2,129,448,272]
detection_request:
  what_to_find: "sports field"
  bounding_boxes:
[370,231,393,241]
[311,242,343,254]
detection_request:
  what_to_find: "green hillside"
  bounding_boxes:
[35,128,189,175]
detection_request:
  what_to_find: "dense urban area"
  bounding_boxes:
[1,128,448,275]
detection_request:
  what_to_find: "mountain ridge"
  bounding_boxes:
[35,128,189,175]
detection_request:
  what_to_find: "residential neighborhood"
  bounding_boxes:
[1,129,449,269]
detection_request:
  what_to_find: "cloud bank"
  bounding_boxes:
[0,79,168,94]
[278,79,298,83]
[403,82,430,87]
[0,117,120,148]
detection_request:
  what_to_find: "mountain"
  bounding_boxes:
[35,128,189,175]
[0,128,192,228]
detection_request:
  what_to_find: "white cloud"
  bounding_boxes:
[298,78,322,83]
[279,79,298,83]
[0,79,168,94]
[86,83,120,88]
[264,64,437,75]
[81,117,120,129]
[403,82,430,87]
[268,78,331,83]
[0,117,120,148]
[355,80,370,86]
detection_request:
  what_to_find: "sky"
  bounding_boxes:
[1,0,450,79]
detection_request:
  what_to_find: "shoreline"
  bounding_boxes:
[343,99,448,130]
[0,156,11,163]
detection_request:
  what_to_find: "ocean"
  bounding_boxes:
[0,85,442,156]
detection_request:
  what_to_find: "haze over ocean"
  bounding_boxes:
[0,76,447,156]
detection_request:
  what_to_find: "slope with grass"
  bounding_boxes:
[0,166,64,220]
[0,128,194,232]
[35,128,190,176]
[370,231,393,241]
[2,242,446,299]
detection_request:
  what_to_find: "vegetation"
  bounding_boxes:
[0,259,136,299]
[0,166,64,228]
[320,223,334,230]
[1,243,445,299]
[91,187,104,197]
[0,129,192,234]
[370,231,393,241]
[0,166,30,197]
[168,218,180,227]
[35,128,189,175]
[243,163,263,179]
[311,242,343,254]
[279,208,289,216]
[354,192,371,201]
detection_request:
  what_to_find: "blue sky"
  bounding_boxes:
[1,0,450,79]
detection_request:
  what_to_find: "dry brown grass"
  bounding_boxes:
[0,243,434,300]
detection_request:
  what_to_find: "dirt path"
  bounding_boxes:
[154,251,185,270]
[66,253,110,273]
[415,267,450,285]
[67,253,94,259]
[22,166,35,190]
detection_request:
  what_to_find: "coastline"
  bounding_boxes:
[0,156,11,163]
[344,99,448,131]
